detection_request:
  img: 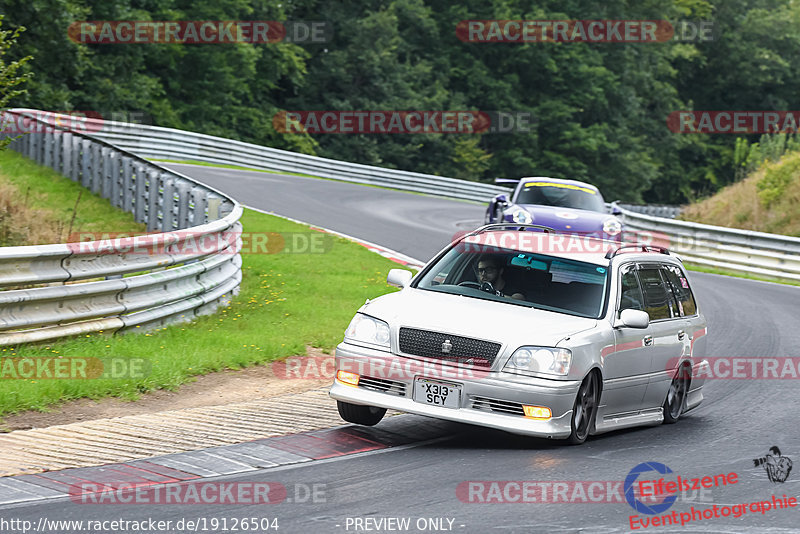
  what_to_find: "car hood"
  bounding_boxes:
[361,288,598,350]
[517,204,612,232]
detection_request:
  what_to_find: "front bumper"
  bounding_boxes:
[328,342,581,439]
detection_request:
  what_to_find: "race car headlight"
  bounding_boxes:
[344,313,391,349]
[603,218,622,236]
[511,209,533,224]
[504,346,572,376]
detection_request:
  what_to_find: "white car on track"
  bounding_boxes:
[329,225,709,444]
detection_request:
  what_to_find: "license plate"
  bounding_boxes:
[413,378,461,409]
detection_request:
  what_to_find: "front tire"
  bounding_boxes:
[337,400,386,426]
[663,365,690,424]
[566,372,600,445]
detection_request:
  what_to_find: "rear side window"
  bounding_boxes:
[662,265,698,316]
[638,267,673,320]
[619,264,644,313]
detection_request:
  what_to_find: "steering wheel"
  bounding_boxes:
[458,281,497,294]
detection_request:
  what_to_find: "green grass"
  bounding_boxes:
[0,208,402,418]
[685,262,800,287]
[0,150,146,238]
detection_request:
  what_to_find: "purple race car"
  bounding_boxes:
[485,177,623,241]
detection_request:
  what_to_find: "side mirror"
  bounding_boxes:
[610,201,623,215]
[387,269,413,289]
[486,194,509,223]
[615,309,650,329]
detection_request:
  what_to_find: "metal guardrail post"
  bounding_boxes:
[30,132,40,162]
[80,139,92,189]
[146,169,161,232]
[121,156,134,212]
[103,149,116,201]
[133,163,147,223]
[162,176,176,230]
[61,132,72,178]
[51,130,61,172]
[191,186,207,226]
[176,181,192,229]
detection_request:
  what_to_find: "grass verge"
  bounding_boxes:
[0,150,146,243]
[679,151,800,236]
[0,208,401,418]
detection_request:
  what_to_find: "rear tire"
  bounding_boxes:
[337,401,386,426]
[565,372,600,445]
[663,365,691,424]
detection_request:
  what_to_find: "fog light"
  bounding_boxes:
[336,370,360,386]
[523,405,552,420]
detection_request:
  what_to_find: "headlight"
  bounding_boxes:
[603,218,622,236]
[344,313,391,349]
[504,346,572,376]
[511,209,533,224]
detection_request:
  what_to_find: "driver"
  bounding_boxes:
[476,256,526,300]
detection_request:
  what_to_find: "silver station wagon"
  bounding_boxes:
[329,225,709,444]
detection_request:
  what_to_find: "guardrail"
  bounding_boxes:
[618,204,681,219]
[618,206,800,282]
[8,109,512,203]
[0,109,243,346]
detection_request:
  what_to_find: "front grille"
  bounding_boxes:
[398,327,500,367]
[471,396,526,416]
[358,376,406,397]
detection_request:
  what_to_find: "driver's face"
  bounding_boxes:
[477,262,500,284]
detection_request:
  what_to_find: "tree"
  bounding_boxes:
[0,14,32,150]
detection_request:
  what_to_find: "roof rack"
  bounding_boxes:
[605,244,670,260]
[467,223,556,238]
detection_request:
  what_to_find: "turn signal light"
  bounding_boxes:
[523,405,552,420]
[336,370,360,387]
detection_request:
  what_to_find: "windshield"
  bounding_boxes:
[515,181,606,212]
[416,245,609,319]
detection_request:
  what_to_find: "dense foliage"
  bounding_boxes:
[0,15,31,150]
[1,0,797,203]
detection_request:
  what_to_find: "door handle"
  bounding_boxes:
[677,330,686,340]
[643,335,653,346]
